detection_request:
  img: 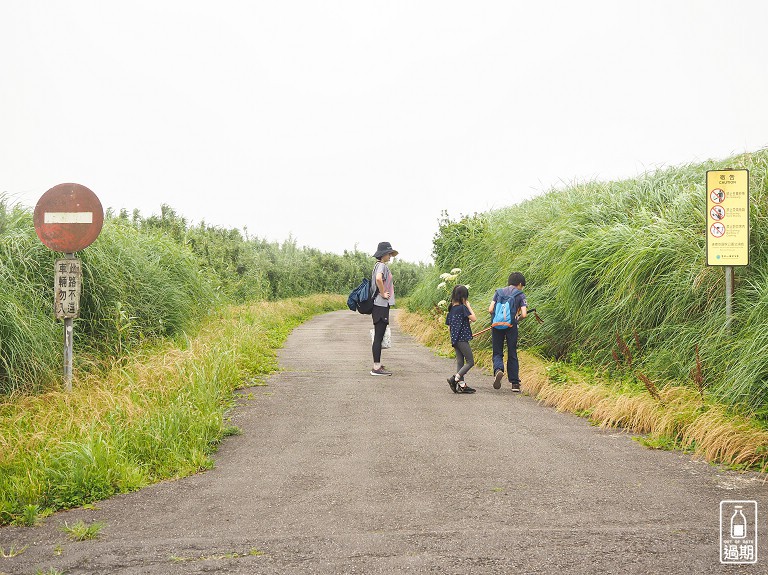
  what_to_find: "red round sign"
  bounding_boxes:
[33,183,104,252]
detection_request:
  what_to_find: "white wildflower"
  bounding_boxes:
[450,268,462,274]
[439,272,451,280]
[464,284,471,290]
[445,274,457,282]
[437,282,446,289]
[437,300,447,308]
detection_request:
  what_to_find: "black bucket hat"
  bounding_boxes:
[373,241,399,259]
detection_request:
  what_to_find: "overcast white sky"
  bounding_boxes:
[2,1,767,263]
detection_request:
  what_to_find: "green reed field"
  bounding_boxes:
[408,149,768,419]
[0,199,427,395]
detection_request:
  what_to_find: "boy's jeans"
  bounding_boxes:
[491,324,520,383]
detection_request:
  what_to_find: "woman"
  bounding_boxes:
[370,241,397,376]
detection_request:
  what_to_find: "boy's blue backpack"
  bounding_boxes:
[491,287,522,329]
[347,278,378,314]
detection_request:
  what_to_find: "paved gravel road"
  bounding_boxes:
[2,309,766,574]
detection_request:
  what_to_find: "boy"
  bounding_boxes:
[488,272,528,392]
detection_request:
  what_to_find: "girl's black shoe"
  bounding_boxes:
[447,375,458,393]
[457,382,476,394]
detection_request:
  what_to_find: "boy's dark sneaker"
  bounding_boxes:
[370,367,392,376]
[447,375,458,393]
[493,370,504,389]
[457,383,476,394]
[510,382,521,393]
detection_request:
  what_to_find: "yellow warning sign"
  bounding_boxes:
[706,169,749,266]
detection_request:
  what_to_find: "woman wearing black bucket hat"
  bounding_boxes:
[370,241,398,376]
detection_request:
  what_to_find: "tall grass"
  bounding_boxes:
[0,200,66,392]
[77,218,218,353]
[0,198,429,394]
[409,149,768,416]
[0,199,218,394]
[0,295,345,525]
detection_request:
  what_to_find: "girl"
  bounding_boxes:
[445,284,477,393]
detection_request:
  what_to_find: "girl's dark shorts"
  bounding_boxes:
[372,304,390,325]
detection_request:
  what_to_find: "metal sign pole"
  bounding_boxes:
[64,317,74,391]
[63,252,75,391]
[725,265,734,329]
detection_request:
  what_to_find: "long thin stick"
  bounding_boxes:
[473,308,543,337]
[474,324,494,337]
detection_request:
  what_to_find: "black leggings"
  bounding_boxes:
[372,304,390,363]
[372,321,388,363]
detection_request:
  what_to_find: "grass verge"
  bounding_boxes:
[398,309,768,473]
[0,295,345,525]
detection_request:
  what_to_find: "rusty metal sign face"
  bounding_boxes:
[33,183,104,252]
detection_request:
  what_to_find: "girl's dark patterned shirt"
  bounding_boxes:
[445,304,473,345]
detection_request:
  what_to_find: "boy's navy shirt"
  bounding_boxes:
[445,304,473,345]
[492,286,528,325]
